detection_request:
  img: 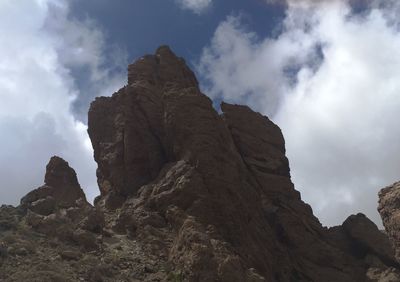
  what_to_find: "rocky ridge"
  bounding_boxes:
[0,46,399,281]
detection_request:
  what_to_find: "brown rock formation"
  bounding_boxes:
[379,182,400,260]
[19,157,104,248]
[328,214,398,270]
[86,46,396,281]
[0,46,398,281]
[21,156,87,213]
[342,214,396,266]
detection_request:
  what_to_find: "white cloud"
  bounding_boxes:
[176,0,212,14]
[44,1,127,121]
[198,13,319,116]
[198,0,400,227]
[0,0,123,205]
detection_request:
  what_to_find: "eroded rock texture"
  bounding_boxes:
[379,182,400,261]
[85,46,397,281]
[0,46,398,282]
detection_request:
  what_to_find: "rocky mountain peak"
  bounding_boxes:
[85,47,400,281]
[1,46,400,281]
[44,156,83,193]
[127,44,198,89]
[20,156,86,213]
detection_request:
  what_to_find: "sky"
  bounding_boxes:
[1,0,400,227]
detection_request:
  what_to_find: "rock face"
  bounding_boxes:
[379,182,400,261]
[0,46,399,281]
[86,46,397,281]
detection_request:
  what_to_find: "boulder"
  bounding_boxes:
[79,209,105,233]
[72,229,98,251]
[29,197,56,216]
[342,213,396,266]
[328,213,398,269]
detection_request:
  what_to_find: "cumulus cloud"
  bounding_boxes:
[44,1,127,122]
[198,0,400,226]
[0,0,123,204]
[198,13,320,116]
[175,0,212,14]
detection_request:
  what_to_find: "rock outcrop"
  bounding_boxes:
[328,213,400,280]
[19,157,103,244]
[379,182,400,261]
[0,46,399,281]
[21,156,87,214]
[86,46,397,281]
